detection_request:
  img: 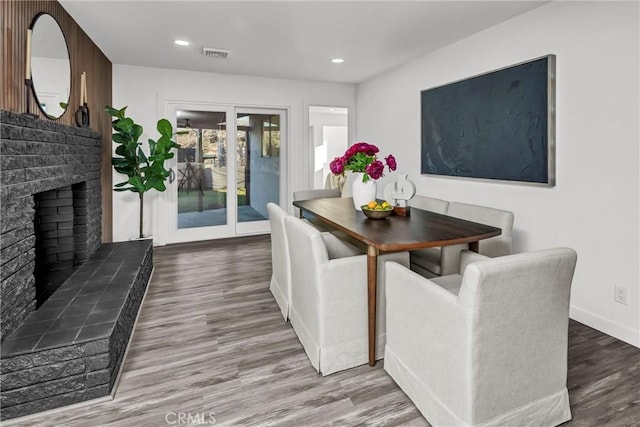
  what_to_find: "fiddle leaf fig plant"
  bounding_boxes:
[106,105,183,239]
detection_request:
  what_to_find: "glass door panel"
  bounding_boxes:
[236,112,280,224]
[175,110,229,229]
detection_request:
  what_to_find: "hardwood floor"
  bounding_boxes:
[9,236,640,426]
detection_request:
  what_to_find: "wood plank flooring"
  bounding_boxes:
[8,235,640,426]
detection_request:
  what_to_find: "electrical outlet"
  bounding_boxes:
[614,285,628,305]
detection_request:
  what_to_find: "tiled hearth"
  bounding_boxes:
[1,240,153,420]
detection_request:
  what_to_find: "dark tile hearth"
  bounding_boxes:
[0,240,153,420]
[2,241,152,355]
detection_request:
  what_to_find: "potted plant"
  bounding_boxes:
[106,105,182,239]
[329,142,396,210]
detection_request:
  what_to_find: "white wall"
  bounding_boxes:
[112,65,356,243]
[357,1,640,346]
[309,109,350,188]
[322,126,348,185]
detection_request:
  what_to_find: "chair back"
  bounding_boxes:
[325,173,346,191]
[458,248,577,419]
[267,203,291,301]
[447,201,514,257]
[409,195,449,214]
[293,188,341,201]
[284,216,330,337]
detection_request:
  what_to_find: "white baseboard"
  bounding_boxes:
[570,305,639,348]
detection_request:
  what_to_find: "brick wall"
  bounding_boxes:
[34,185,76,272]
[0,110,102,341]
[33,183,91,307]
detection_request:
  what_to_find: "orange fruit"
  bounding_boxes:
[367,201,377,209]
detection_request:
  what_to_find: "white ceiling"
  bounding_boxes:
[59,1,547,84]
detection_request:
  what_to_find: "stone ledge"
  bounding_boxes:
[0,240,153,420]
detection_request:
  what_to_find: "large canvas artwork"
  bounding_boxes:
[421,55,556,186]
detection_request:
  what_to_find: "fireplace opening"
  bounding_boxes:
[33,182,88,308]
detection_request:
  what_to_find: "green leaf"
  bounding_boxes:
[128,176,145,193]
[114,145,128,156]
[157,119,173,137]
[137,147,148,165]
[132,124,143,142]
[114,118,133,134]
[155,135,172,153]
[112,133,127,145]
[148,139,157,155]
[105,105,122,117]
[125,141,140,154]
[146,177,166,192]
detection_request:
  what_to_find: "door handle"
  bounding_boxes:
[169,168,176,184]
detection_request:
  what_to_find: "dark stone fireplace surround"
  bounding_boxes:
[1,110,102,339]
[0,110,153,420]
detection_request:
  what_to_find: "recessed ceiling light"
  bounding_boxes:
[331,58,344,64]
[174,40,190,46]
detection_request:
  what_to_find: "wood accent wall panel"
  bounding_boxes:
[1,0,113,242]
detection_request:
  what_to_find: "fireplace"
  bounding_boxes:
[33,183,89,307]
[1,111,153,421]
[0,110,102,341]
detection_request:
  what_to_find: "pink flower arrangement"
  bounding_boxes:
[330,142,397,182]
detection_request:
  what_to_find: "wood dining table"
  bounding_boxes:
[293,196,502,366]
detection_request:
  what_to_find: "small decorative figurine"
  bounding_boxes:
[383,174,416,216]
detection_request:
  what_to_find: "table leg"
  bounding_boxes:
[367,245,379,366]
[469,241,479,253]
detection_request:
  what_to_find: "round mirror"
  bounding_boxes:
[30,13,71,119]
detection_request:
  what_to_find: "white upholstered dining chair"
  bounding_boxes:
[267,203,364,320]
[410,201,514,278]
[283,215,409,375]
[385,248,578,427]
[408,195,449,214]
[292,188,341,202]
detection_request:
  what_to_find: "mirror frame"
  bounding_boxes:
[29,12,71,120]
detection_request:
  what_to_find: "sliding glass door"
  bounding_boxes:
[165,103,286,243]
[175,109,229,229]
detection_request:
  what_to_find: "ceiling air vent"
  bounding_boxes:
[202,47,230,59]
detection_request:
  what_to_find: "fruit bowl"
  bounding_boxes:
[361,208,392,219]
[361,201,393,219]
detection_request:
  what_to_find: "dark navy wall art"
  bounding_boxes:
[421,55,556,186]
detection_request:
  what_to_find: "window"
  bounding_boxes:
[261,115,280,157]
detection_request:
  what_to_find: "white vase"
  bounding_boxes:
[351,172,377,211]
